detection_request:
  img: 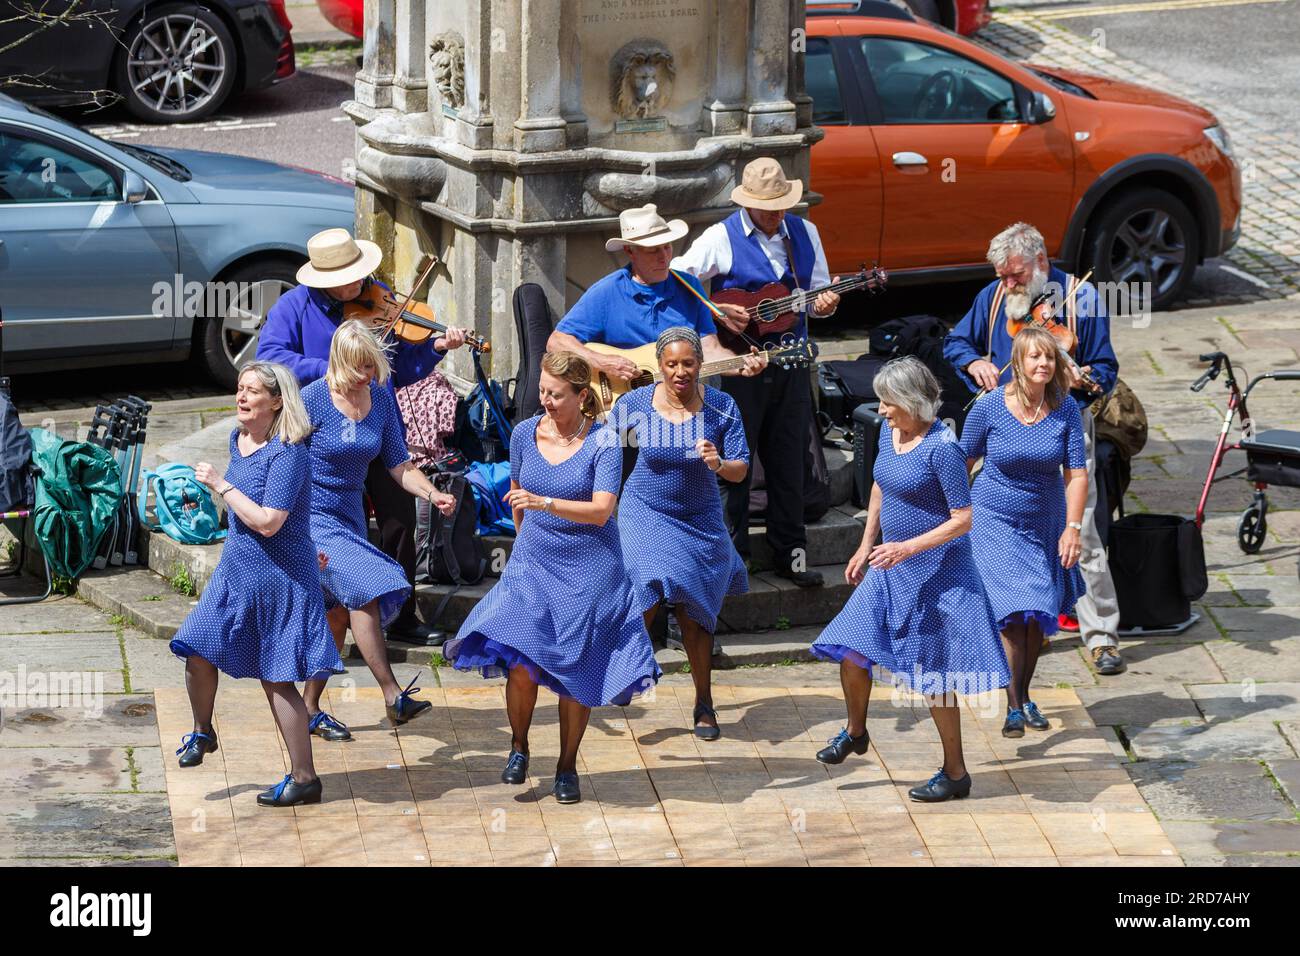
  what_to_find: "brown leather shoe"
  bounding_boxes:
[1091,645,1125,675]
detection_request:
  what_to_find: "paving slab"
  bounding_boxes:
[1206,636,1300,683]
[1128,759,1296,823]
[1205,606,1300,643]
[1188,682,1300,723]
[1075,685,1204,728]
[150,683,1180,867]
[1127,720,1296,762]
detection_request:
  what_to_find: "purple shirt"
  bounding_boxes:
[256,280,444,391]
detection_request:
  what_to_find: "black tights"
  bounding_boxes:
[838,659,967,780]
[505,665,590,775]
[1000,618,1045,711]
[643,606,716,729]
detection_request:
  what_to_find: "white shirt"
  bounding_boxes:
[671,208,832,313]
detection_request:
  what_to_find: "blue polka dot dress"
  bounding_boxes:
[301,379,411,627]
[612,385,749,633]
[444,417,661,707]
[811,420,1009,695]
[961,387,1087,635]
[170,431,343,682]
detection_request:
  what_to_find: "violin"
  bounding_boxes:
[342,255,490,353]
[1000,271,1100,395]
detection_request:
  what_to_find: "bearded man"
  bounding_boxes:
[943,221,1124,676]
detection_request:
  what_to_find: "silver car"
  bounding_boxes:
[0,94,353,387]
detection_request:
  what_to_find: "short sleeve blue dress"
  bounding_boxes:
[960,387,1087,634]
[301,378,411,627]
[444,417,661,707]
[169,431,343,682]
[811,420,1009,696]
[612,385,749,633]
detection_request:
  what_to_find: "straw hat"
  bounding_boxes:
[296,228,383,288]
[604,204,690,253]
[730,157,803,211]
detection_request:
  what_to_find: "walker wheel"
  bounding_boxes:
[1237,505,1267,554]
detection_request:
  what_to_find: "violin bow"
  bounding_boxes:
[382,254,441,338]
[964,269,1098,411]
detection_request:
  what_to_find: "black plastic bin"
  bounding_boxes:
[1109,513,1207,630]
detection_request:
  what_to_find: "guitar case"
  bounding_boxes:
[511,282,557,424]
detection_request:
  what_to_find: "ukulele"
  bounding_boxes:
[584,338,819,407]
[711,265,887,350]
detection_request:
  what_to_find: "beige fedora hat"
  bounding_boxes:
[730,157,803,211]
[604,203,690,253]
[296,228,383,288]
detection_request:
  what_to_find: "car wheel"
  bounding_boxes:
[196,260,299,389]
[894,0,942,24]
[115,4,238,123]
[1085,187,1199,312]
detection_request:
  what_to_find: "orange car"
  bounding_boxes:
[805,5,1242,310]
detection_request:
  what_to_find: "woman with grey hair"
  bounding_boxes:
[171,361,343,807]
[610,326,750,739]
[810,356,1008,802]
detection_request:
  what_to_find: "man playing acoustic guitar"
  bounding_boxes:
[671,158,841,588]
[546,203,766,385]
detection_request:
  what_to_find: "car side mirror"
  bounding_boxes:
[1026,90,1057,125]
[123,171,148,204]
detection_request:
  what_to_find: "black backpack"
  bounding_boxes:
[416,472,487,588]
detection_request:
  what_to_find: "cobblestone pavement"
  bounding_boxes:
[976,10,1300,301]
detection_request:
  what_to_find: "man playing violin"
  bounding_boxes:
[670,158,841,588]
[943,221,1124,676]
[257,227,469,644]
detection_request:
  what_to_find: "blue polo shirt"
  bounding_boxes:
[554,265,718,348]
[257,280,443,391]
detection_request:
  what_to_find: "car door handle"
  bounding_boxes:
[892,151,928,167]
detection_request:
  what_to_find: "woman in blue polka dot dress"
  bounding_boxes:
[170,362,342,808]
[810,357,1009,802]
[610,327,751,741]
[961,326,1088,739]
[445,351,661,805]
[300,321,457,733]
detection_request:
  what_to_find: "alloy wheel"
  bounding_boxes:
[126,14,228,118]
[1106,208,1189,301]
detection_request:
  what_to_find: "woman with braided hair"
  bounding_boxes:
[610,326,750,740]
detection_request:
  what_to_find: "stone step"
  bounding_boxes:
[346,624,825,674]
[69,560,832,673]
[413,562,853,635]
[140,493,867,598]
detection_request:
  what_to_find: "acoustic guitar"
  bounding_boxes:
[584,338,819,407]
[712,265,887,351]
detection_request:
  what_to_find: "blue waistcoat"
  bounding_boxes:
[714,212,817,344]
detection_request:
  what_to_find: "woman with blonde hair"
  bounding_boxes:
[299,320,457,735]
[961,325,1088,738]
[171,361,343,808]
[444,350,660,805]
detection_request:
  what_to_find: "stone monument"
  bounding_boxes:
[347,0,821,387]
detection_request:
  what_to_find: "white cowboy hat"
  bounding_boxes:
[296,228,383,288]
[604,203,690,253]
[730,157,803,211]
